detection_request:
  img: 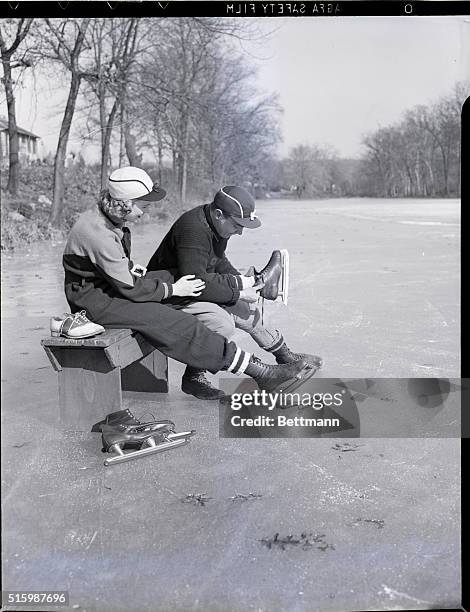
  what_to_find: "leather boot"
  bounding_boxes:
[91,409,141,432]
[253,250,282,300]
[182,366,225,400]
[244,355,311,393]
[272,342,323,372]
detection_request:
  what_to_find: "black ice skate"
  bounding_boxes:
[91,409,175,433]
[101,422,195,467]
[101,420,178,447]
[91,409,141,432]
[252,249,289,305]
[273,343,323,373]
[244,355,315,395]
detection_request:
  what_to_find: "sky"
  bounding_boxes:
[242,17,470,158]
[3,16,469,161]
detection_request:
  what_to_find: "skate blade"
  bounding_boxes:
[279,249,289,305]
[279,363,316,395]
[104,432,195,466]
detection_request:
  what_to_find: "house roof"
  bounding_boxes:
[0,117,40,139]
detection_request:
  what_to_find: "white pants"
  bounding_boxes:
[181,300,282,351]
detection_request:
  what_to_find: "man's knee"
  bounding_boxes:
[187,302,236,339]
[233,305,261,331]
[205,309,236,338]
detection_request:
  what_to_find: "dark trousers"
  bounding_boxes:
[67,287,237,375]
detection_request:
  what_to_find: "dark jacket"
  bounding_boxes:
[147,205,242,305]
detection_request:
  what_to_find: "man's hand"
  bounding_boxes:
[172,275,206,297]
[240,274,255,289]
[239,283,264,303]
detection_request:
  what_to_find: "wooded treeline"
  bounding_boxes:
[263,82,466,199]
[1,17,280,225]
[0,16,466,232]
[361,82,465,198]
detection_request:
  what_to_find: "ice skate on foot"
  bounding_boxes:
[252,250,289,305]
[274,344,323,373]
[244,355,315,394]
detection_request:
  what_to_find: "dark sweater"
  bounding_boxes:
[147,205,242,305]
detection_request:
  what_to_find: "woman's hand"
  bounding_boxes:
[172,274,206,297]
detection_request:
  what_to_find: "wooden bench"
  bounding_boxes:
[41,329,168,429]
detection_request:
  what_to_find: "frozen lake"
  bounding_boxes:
[1,197,460,612]
[3,196,460,377]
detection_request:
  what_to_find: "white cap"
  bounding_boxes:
[108,166,166,201]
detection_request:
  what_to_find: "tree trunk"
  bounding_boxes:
[119,105,126,166]
[0,128,3,194]
[157,133,163,185]
[172,149,177,178]
[414,150,421,196]
[50,73,81,227]
[439,144,449,196]
[124,124,141,166]
[177,117,191,203]
[424,159,435,196]
[100,99,119,189]
[181,153,188,204]
[2,57,20,194]
[99,85,107,189]
[176,152,183,200]
[48,18,90,226]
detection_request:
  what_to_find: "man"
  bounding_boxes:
[147,185,323,400]
[62,167,313,399]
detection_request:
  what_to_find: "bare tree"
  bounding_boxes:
[40,18,91,226]
[284,144,335,198]
[83,18,141,188]
[361,82,467,198]
[0,18,34,195]
[193,51,281,189]
[132,18,280,202]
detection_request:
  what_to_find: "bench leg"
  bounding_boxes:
[58,368,122,430]
[50,348,123,430]
[121,349,169,400]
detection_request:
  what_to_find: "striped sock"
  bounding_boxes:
[265,334,284,354]
[226,347,251,375]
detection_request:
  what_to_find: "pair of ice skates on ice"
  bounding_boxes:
[92,409,195,466]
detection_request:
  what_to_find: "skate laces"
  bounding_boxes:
[138,411,156,422]
[184,370,212,386]
[194,372,210,384]
[257,295,265,326]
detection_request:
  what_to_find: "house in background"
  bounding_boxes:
[0,117,41,163]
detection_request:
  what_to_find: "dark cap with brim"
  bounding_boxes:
[214,186,261,229]
[231,215,262,229]
[134,184,166,202]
